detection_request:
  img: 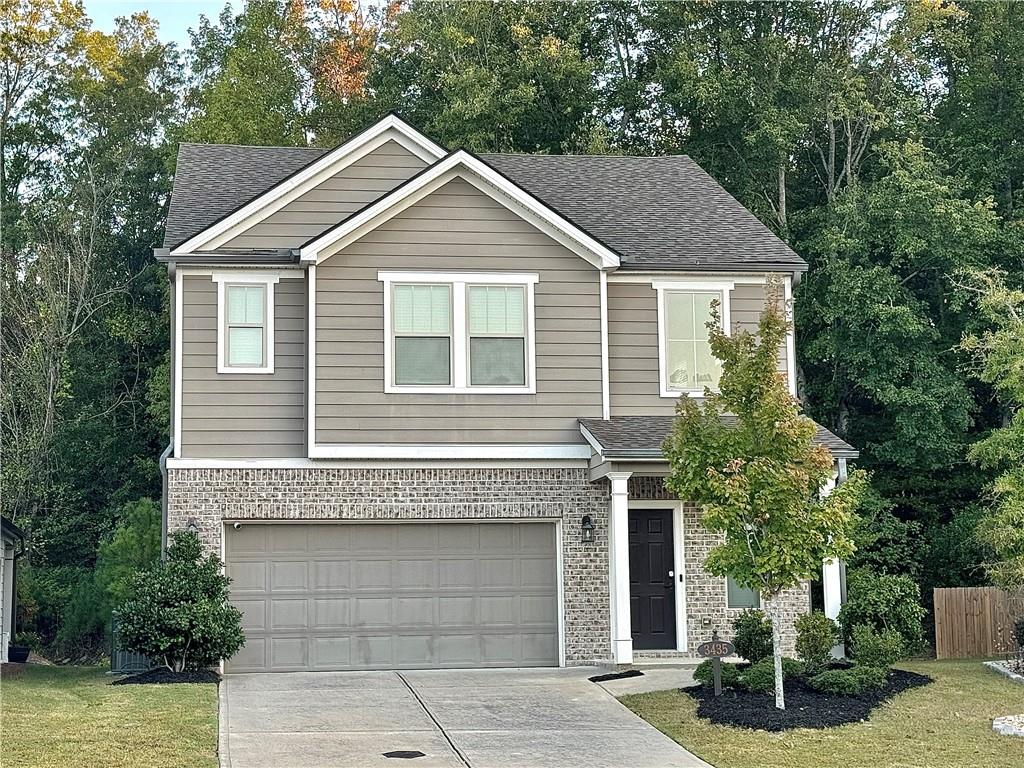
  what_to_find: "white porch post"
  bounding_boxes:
[820,464,845,657]
[608,471,633,664]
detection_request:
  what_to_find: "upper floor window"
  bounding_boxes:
[380,271,537,394]
[654,281,734,397]
[215,273,278,374]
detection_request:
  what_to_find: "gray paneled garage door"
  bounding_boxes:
[225,522,558,672]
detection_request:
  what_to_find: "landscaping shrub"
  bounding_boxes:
[118,530,244,672]
[736,657,805,693]
[838,569,925,651]
[694,659,742,689]
[732,609,774,662]
[795,611,838,674]
[851,623,905,668]
[1013,617,1024,649]
[808,666,888,695]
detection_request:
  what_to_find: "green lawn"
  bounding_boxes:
[0,665,218,768]
[621,660,1024,768]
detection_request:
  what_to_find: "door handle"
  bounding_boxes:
[665,569,675,589]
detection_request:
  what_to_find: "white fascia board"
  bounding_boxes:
[308,444,593,460]
[578,424,605,458]
[169,115,445,255]
[610,272,767,283]
[301,151,621,271]
[167,457,590,470]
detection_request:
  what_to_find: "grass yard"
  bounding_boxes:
[621,660,1024,768]
[0,664,218,768]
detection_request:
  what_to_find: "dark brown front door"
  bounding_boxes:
[629,509,677,650]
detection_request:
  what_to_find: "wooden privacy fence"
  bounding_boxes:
[934,587,1023,659]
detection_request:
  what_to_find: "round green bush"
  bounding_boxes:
[808,666,888,695]
[795,611,838,674]
[732,609,773,662]
[735,657,805,693]
[838,569,924,652]
[693,659,742,689]
[850,623,904,668]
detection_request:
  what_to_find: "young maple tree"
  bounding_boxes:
[663,278,866,709]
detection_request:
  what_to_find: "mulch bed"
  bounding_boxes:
[589,669,645,683]
[111,668,220,685]
[685,669,932,731]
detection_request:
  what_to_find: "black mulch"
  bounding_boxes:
[111,668,221,685]
[685,669,932,731]
[589,669,645,683]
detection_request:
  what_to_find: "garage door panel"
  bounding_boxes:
[226,522,558,672]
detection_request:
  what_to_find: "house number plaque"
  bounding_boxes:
[696,630,735,696]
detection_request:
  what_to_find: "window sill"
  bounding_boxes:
[218,365,275,375]
[384,385,535,395]
[660,389,711,399]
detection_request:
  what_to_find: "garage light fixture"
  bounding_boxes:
[581,515,595,543]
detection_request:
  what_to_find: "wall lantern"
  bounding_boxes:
[186,517,199,534]
[581,515,595,543]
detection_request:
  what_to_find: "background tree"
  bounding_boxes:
[664,281,866,709]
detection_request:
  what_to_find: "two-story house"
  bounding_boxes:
[157,114,856,673]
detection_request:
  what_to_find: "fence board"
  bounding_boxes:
[933,587,1023,659]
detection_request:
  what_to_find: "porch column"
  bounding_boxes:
[820,465,845,657]
[607,471,633,664]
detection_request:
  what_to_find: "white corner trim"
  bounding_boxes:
[173,268,183,459]
[600,271,610,419]
[170,115,445,254]
[307,444,593,460]
[784,274,797,398]
[378,271,539,395]
[214,273,280,374]
[307,263,317,455]
[653,280,734,398]
[301,151,620,270]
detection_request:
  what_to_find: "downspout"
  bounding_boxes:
[159,441,173,555]
[160,258,176,557]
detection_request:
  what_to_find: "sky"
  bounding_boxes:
[83,1,239,48]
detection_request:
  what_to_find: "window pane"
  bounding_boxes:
[395,337,450,385]
[666,292,694,341]
[727,576,760,609]
[244,285,265,324]
[228,326,263,367]
[666,340,696,390]
[470,337,525,386]
[394,284,450,334]
[468,286,525,335]
[695,343,722,389]
[692,292,716,341]
[227,285,264,324]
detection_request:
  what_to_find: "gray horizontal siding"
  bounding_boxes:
[315,177,603,445]
[180,274,306,457]
[608,279,788,416]
[220,140,426,250]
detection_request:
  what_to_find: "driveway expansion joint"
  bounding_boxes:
[397,672,473,768]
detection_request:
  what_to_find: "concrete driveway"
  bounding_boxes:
[220,667,710,768]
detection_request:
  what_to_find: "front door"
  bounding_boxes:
[628,509,677,650]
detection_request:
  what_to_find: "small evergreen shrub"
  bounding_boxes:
[839,569,925,651]
[737,657,805,693]
[795,611,838,674]
[808,666,888,695]
[732,609,773,662]
[119,531,244,672]
[851,623,904,669]
[694,659,742,689]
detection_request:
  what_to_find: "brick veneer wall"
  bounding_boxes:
[629,476,809,656]
[167,467,612,665]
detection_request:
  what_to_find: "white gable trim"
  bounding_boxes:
[169,115,445,255]
[300,151,621,271]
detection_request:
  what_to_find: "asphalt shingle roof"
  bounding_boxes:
[579,416,858,459]
[164,143,806,272]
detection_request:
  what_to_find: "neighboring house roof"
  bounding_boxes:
[1,516,25,543]
[579,415,858,460]
[163,142,806,273]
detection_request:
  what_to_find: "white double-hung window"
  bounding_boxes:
[654,280,734,397]
[215,273,278,374]
[380,272,537,393]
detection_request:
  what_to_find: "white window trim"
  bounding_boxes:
[213,272,281,374]
[379,271,538,394]
[653,280,735,398]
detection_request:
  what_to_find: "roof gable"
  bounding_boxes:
[168,114,445,254]
[300,150,621,271]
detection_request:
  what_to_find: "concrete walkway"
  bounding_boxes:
[220,667,711,768]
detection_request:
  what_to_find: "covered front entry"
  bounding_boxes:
[225,521,560,672]
[629,508,677,649]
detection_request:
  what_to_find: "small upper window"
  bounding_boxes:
[392,283,452,386]
[468,285,526,386]
[727,576,761,609]
[664,290,722,393]
[225,284,267,368]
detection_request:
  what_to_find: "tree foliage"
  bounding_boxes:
[664,280,866,708]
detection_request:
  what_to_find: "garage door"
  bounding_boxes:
[225,522,559,672]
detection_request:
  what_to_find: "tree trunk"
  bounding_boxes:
[777,162,788,236]
[765,596,786,709]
